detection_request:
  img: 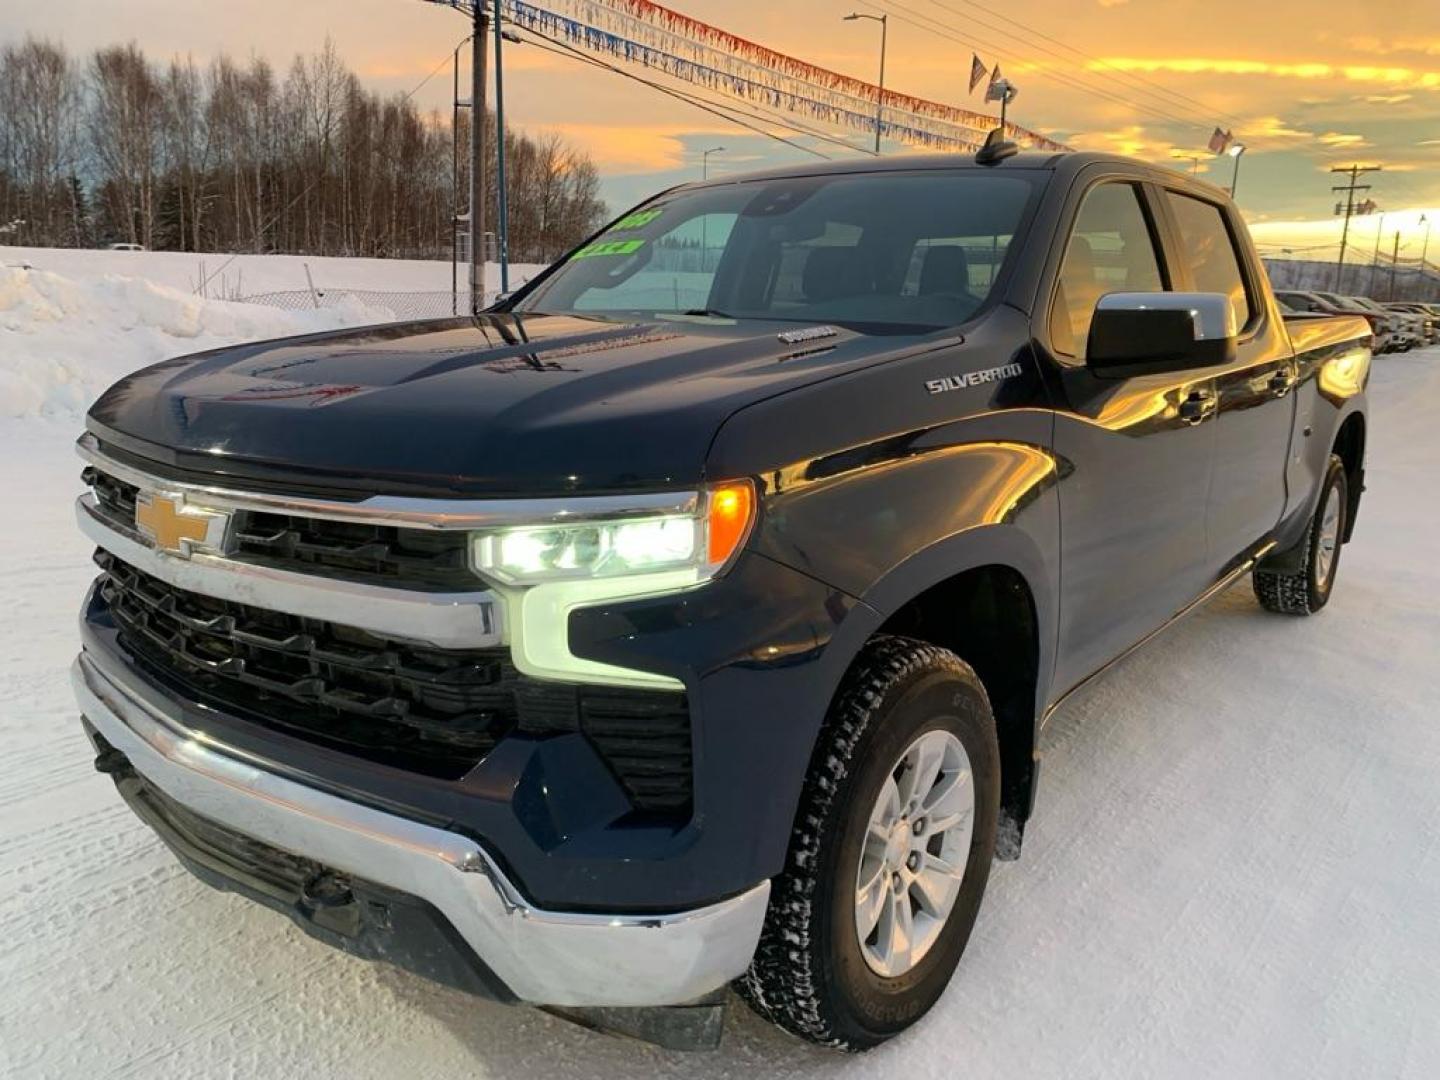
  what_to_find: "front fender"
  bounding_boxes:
[746,436,1062,712]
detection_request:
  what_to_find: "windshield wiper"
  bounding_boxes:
[680,308,735,319]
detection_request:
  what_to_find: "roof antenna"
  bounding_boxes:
[975,127,1019,166]
[977,75,1020,165]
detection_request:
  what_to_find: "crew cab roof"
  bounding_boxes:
[682,150,1234,203]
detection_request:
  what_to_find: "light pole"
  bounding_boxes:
[1171,152,1202,176]
[1420,213,1432,301]
[1227,143,1246,199]
[701,145,725,180]
[700,146,724,272]
[843,12,888,154]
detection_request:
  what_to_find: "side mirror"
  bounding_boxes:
[1086,292,1237,376]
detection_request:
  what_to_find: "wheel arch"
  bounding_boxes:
[1332,410,1366,541]
[824,524,1057,858]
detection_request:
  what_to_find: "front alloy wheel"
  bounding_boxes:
[855,730,975,978]
[738,636,999,1050]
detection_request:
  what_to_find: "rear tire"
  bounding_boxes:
[736,635,1000,1050]
[1253,454,1348,615]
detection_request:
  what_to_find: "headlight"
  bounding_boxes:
[472,480,756,587]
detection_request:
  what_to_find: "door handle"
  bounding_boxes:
[1268,370,1296,397]
[1178,389,1214,426]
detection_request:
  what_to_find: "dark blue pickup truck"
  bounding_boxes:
[72,147,1370,1050]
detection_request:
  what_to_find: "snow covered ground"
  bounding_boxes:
[0,253,1437,1077]
[0,247,541,420]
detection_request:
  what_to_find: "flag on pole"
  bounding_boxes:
[969,54,987,94]
[985,65,1005,102]
[1207,126,1229,154]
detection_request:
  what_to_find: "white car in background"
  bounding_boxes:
[1385,302,1439,345]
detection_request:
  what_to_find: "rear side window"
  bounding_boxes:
[1050,182,1165,358]
[1165,192,1254,327]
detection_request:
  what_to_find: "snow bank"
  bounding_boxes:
[0,245,544,298]
[0,264,390,420]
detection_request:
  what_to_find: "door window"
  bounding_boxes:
[1050,183,1165,358]
[1164,192,1254,328]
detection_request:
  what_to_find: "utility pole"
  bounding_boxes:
[1368,212,1385,297]
[1389,230,1402,301]
[493,0,510,295]
[450,34,470,315]
[470,4,489,313]
[1331,164,1380,293]
[1420,214,1432,301]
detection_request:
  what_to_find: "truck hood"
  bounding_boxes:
[88,313,943,496]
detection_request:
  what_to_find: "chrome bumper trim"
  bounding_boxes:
[77,495,503,650]
[72,649,770,1008]
[78,433,697,530]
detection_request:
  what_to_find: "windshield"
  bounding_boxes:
[512,170,1041,332]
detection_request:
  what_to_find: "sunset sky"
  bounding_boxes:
[12,0,1440,258]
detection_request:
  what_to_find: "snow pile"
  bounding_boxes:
[0,263,389,420]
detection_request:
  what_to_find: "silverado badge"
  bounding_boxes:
[925,362,1023,395]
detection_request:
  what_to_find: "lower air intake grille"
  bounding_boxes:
[92,552,693,815]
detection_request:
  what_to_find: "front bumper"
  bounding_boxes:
[72,648,769,1008]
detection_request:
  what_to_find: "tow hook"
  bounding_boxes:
[299,871,363,937]
[92,744,131,777]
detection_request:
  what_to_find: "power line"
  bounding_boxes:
[515,30,838,159]
[861,0,1235,143]
[400,36,472,104]
[509,0,1040,149]
[916,0,1250,131]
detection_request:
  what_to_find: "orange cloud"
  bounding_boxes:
[531,122,733,175]
[1089,56,1440,87]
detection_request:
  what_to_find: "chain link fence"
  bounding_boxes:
[1263,258,1440,302]
[237,288,482,320]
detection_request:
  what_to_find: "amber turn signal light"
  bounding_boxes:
[706,480,756,569]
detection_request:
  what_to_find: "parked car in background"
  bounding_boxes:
[1276,290,1392,352]
[1325,293,1406,352]
[1384,302,1438,345]
[1349,297,1418,350]
[105,242,146,252]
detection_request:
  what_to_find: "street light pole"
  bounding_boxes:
[844,12,888,154]
[700,146,724,272]
[1420,214,1432,301]
[1228,143,1246,199]
[701,146,725,180]
[1171,152,1202,176]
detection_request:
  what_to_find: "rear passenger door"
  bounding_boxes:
[1043,178,1218,695]
[1159,190,1297,574]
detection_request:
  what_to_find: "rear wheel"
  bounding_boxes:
[1253,454,1348,615]
[737,636,1000,1050]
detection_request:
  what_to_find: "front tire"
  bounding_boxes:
[737,636,1000,1050]
[1253,453,1348,615]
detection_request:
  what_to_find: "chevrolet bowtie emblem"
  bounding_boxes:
[134,492,228,557]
